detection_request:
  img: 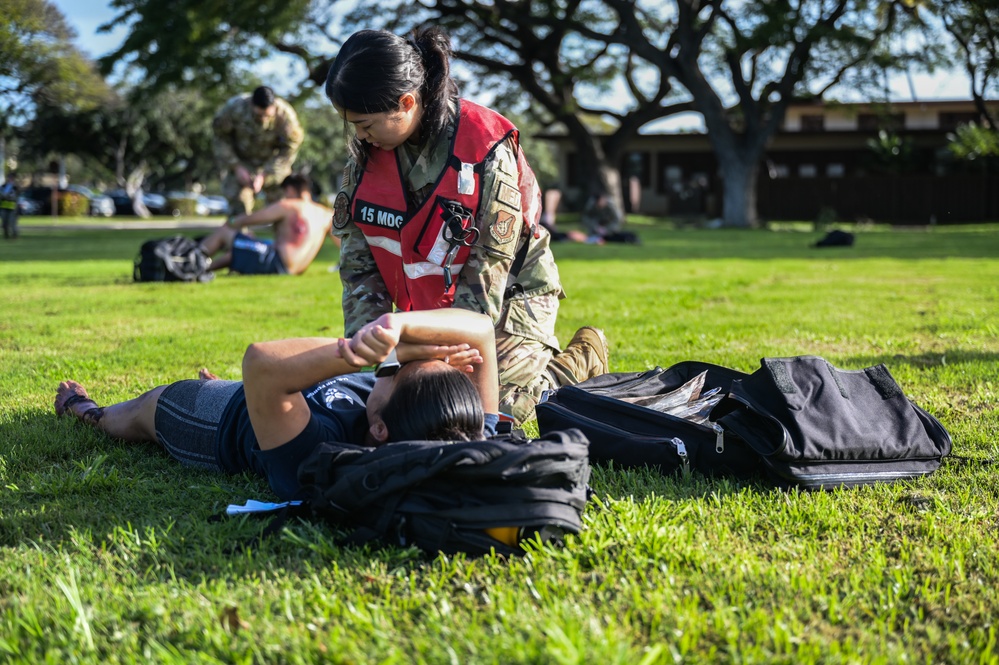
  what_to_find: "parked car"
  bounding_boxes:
[165,191,209,217]
[17,193,42,215]
[16,185,115,217]
[104,190,169,216]
[66,185,115,217]
[199,195,229,217]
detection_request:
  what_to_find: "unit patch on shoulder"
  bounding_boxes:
[490,210,517,244]
[332,191,352,230]
[496,181,522,211]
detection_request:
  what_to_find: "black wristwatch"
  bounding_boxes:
[374,349,401,377]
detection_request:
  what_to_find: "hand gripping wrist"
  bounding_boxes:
[374,348,401,377]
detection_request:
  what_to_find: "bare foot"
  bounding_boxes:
[199,368,220,381]
[55,380,105,425]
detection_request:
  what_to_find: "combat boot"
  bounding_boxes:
[547,326,609,387]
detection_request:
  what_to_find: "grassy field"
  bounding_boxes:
[0,220,997,663]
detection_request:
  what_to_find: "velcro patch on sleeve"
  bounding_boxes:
[332,191,352,229]
[496,182,522,211]
[489,211,517,244]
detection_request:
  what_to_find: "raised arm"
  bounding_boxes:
[347,309,499,415]
[241,309,496,450]
[228,201,287,231]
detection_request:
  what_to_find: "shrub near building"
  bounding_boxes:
[57,190,89,217]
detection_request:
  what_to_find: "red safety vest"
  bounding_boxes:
[350,100,524,311]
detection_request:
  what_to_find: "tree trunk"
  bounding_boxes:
[718,156,760,228]
[125,165,150,218]
[0,135,5,181]
[565,130,626,214]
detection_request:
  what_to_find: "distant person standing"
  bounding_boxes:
[212,86,304,221]
[0,173,19,240]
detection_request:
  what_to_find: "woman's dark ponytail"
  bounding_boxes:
[409,26,459,142]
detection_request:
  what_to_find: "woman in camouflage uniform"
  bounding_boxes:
[325,27,608,425]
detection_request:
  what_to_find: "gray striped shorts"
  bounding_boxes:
[153,379,242,471]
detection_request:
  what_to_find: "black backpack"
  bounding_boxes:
[536,356,952,490]
[133,235,214,282]
[292,429,591,556]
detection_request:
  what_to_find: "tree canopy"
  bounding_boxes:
[937,0,999,129]
[88,0,999,224]
[99,0,326,97]
[25,84,223,190]
[0,0,108,175]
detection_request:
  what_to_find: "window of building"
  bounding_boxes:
[858,113,905,131]
[767,162,790,178]
[623,152,652,187]
[826,163,845,177]
[939,111,981,130]
[798,164,817,178]
[663,166,684,193]
[800,114,825,131]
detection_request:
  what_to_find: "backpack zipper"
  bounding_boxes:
[671,437,689,472]
[712,423,725,453]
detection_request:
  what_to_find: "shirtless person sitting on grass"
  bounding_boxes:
[198,173,338,276]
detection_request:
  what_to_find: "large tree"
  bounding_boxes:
[424,0,695,204]
[99,0,328,98]
[98,0,942,225]
[0,0,108,177]
[26,85,222,193]
[591,0,926,227]
[936,0,999,129]
[99,0,696,209]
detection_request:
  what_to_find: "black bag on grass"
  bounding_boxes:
[536,362,766,479]
[294,429,591,556]
[710,356,952,489]
[536,356,951,489]
[133,235,213,282]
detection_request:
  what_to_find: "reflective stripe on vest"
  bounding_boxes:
[350,99,518,311]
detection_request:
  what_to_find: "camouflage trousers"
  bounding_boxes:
[222,170,290,220]
[496,329,607,426]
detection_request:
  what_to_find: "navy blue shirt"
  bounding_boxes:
[215,372,498,499]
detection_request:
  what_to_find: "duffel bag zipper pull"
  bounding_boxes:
[671,437,689,472]
[712,423,725,453]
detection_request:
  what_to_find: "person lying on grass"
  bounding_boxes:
[55,309,500,500]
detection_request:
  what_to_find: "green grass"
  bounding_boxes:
[1,222,998,663]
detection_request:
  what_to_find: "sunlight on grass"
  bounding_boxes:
[0,223,997,663]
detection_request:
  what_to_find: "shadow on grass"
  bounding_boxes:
[0,413,417,576]
[0,228,340,264]
[588,459,771,503]
[549,227,999,261]
[1,227,997,263]
[0,414,515,574]
[842,348,999,371]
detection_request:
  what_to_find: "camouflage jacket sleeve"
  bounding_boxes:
[451,136,563,347]
[211,100,241,170]
[333,162,393,337]
[263,99,305,176]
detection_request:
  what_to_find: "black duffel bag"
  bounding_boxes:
[536,356,952,490]
[710,356,952,489]
[536,361,766,479]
